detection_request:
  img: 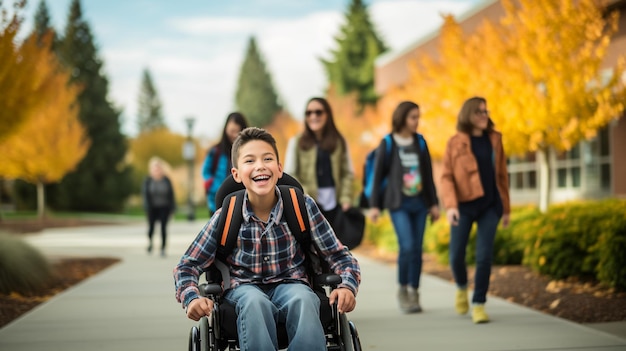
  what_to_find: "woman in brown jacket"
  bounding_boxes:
[440,96,510,324]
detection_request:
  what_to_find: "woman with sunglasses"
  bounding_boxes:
[285,97,355,237]
[440,96,510,324]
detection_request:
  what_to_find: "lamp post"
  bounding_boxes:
[182,117,196,221]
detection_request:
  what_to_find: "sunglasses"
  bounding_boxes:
[305,109,324,117]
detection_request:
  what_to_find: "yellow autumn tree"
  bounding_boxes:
[0,33,90,218]
[0,0,52,141]
[486,0,626,211]
[388,0,625,211]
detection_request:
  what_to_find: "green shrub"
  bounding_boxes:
[0,234,53,295]
[364,212,398,253]
[521,199,626,289]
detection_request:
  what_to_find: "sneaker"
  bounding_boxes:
[472,305,490,324]
[408,289,422,313]
[147,243,153,254]
[455,288,469,315]
[398,287,412,313]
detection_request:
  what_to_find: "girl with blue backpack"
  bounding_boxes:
[367,100,440,313]
[201,112,248,216]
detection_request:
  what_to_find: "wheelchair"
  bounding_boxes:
[187,173,362,351]
[187,260,362,351]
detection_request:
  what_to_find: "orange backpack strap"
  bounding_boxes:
[215,189,245,261]
[214,186,310,261]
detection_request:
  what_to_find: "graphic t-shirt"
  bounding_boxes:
[396,141,421,197]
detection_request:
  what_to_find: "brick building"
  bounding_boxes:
[374,0,626,205]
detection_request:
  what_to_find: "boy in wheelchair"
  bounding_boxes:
[174,127,361,351]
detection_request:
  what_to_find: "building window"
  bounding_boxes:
[571,167,581,188]
[557,168,567,188]
[599,127,610,157]
[528,170,537,189]
[601,164,611,190]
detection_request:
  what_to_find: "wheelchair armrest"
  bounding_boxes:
[314,273,342,288]
[199,283,223,297]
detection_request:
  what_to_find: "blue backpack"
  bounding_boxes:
[359,133,426,208]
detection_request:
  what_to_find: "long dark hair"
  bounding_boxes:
[391,101,419,133]
[213,112,248,159]
[298,97,345,152]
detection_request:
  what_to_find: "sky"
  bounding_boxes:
[20,0,483,141]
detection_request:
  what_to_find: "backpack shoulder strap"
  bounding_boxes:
[278,185,311,250]
[383,133,393,155]
[415,133,426,153]
[215,189,245,261]
[214,186,311,261]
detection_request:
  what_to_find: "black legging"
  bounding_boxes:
[147,206,170,249]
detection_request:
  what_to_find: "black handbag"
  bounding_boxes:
[332,207,365,250]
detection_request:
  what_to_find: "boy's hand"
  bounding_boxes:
[329,287,356,313]
[186,297,214,321]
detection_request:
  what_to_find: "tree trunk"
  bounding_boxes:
[37,181,46,219]
[538,147,551,213]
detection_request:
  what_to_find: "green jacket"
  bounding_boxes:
[285,136,354,207]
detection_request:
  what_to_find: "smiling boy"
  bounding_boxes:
[174,127,360,351]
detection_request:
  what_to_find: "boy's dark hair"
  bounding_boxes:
[231,127,280,167]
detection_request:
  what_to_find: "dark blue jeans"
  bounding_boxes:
[389,196,429,288]
[449,206,501,304]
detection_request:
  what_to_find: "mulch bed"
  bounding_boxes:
[0,257,120,328]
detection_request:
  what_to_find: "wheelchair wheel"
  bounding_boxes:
[199,316,214,351]
[189,326,200,351]
[349,321,362,351]
[338,313,355,351]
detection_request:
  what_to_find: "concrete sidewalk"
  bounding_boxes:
[1,221,625,350]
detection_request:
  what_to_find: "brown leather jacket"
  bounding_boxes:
[440,131,510,215]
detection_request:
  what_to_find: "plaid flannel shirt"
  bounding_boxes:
[174,186,361,308]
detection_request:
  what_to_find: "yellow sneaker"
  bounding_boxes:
[472,305,490,324]
[455,289,469,315]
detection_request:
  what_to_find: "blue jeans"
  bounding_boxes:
[224,282,326,351]
[389,196,429,288]
[449,206,501,304]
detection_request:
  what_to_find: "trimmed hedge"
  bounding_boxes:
[519,199,626,289]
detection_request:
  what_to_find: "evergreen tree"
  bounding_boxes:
[49,0,132,212]
[322,0,388,108]
[32,0,56,46]
[136,68,165,133]
[235,36,282,128]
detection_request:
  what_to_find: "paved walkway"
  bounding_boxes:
[0,220,625,350]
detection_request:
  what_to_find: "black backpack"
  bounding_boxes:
[212,173,327,279]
